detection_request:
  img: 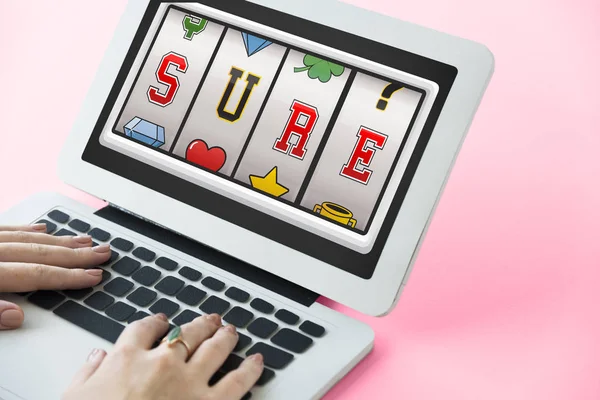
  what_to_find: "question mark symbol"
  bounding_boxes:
[376,83,403,111]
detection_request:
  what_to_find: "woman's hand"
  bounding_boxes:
[0,224,111,330]
[63,313,264,400]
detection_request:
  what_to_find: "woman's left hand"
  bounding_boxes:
[0,224,111,330]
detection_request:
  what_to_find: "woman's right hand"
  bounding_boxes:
[63,313,264,400]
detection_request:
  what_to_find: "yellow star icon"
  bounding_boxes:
[249,167,289,197]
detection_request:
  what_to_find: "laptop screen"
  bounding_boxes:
[83,1,457,279]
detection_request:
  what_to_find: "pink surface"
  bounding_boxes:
[1,1,599,399]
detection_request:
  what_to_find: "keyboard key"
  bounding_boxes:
[219,353,274,386]
[155,276,185,296]
[149,298,179,318]
[54,300,124,343]
[106,302,136,322]
[36,219,57,234]
[132,247,155,262]
[28,291,65,310]
[199,296,230,315]
[202,276,225,292]
[111,237,134,252]
[68,219,90,233]
[178,266,202,281]
[176,286,206,306]
[112,256,140,276]
[275,309,299,325]
[299,321,326,338]
[225,287,250,303]
[271,328,313,353]
[224,307,254,328]
[48,210,69,224]
[84,292,115,311]
[127,287,157,307]
[247,317,278,339]
[55,228,76,237]
[104,277,134,297]
[234,333,252,352]
[256,368,276,386]
[89,228,111,242]
[132,266,161,286]
[172,310,201,326]
[156,256,178,271]
[246,343,294,369]
[63,287,93,300]
[209,370,226,386]
[250,298,274,314]
[101,250,120,267]
[99,270,112,285]
[128,311,150,324]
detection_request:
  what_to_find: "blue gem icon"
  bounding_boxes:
[124,117,166,148]
[242,32,273,57]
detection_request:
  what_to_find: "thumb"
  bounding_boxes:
[0,300,24,330]
[68,348,107,388]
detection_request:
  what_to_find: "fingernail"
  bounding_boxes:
[74,235,92,244]
[32,223,47,232]
[249,353,263,365]
[87,348,99,361]
[224,324,237,334]
[0,309,23,329]
[86,269,104,276]
[93,244,111,253]
[155,313,168,322]
[207,314,221,324]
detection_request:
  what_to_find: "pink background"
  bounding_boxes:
[1,1,599,399]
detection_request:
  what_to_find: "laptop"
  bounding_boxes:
[0,0,494,399]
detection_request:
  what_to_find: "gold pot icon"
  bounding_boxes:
[313,202,357,228]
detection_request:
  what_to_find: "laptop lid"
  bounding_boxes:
[59,0,494,316]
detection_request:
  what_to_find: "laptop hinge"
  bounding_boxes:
[95,204,320,307]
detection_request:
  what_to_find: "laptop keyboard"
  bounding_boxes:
[23,208,327,399]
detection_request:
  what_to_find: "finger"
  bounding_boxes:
[0,263,103,292]
[116,314,170,350]
[0,300,24,330]
[0,224,47,233]
[0,231,93,249]
[211,354,264,399]
[68,348,107,388]
[0,243,111,268]
[189,320,239,379]
[157,314,222,361]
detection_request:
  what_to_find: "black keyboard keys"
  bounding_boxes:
[68,219,90,233]
[155,276,184,296]
[28,291,65,310]
[247,318,278,339]
[178,266,202,281]
[250,298,274,314]
[271,329,313,353]
[132,247,155,262]
[55,228,76,237]
[106,302,136,322]
[156,257,178,271]
[127,287,157,307]
[112,256,140,276]
[111,237,134,252]
[89,228,111,242]
[256,368,276,386]
[275,309,299,325]
[36,219,57,234]
[176,286,206,306]
[225,287,250,303]
[199,296,230,315]
[63,287,93,300]
[99,270,112,285]
[223,307,254,328]
[48,210,69,223]
[101,250,120,267]
[85,292,115,311]
[246,343,293,369]
[104,277,134,297]
[299,321,326,338]
[234,333,252,352]
[201,276,225,292]
[54,301,124,344]
[128,311,150,324]
[132,266,161,286]
[172,310,201,326]
[149,298,180,318]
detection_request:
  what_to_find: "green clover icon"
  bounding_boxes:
[294,55,345,83]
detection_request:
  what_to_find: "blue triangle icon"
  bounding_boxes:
[242,32,273,57]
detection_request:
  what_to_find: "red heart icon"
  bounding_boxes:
[186,140,227,172]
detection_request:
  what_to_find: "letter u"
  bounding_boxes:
[217,67,261,123]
